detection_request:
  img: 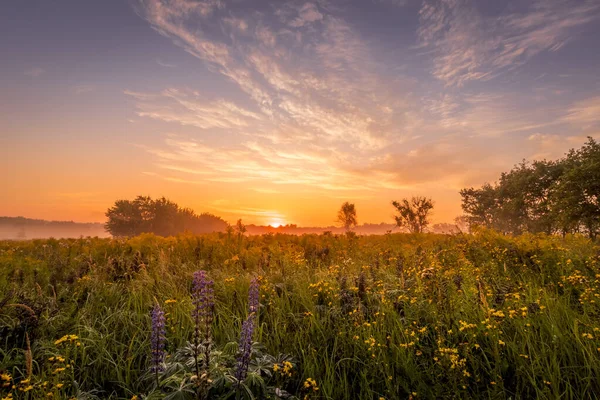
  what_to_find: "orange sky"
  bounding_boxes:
[2,0,600,227]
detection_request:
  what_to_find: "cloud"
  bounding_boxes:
[563,96,600,127]
[125,88,261,129]
[417,0,600,86]
[156,59,177,67]
[288,3,323,27]
[72,85,95,94]
[24,67,44,77]
[131,0,598,198]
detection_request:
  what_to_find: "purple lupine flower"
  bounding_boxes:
[235,277,260,384]
[235,313,255,383]
[192,270,215,325]
[191,270,215,381]
[150,304,166,374]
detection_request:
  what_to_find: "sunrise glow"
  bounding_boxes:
[1,0,599,228]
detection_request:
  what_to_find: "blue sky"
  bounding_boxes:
[1,0,600,225]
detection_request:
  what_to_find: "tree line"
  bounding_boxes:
[336,197,435,234]
[460,137,600,239]
[105,196,228,237]
[104,138,598,239]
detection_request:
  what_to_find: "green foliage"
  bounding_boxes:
[1,231,600,399]
[392,197,434,233]
[461,138,600,238]
[105,196,228,237]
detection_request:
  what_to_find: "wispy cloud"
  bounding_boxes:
[156,58,177,68]
[563,96,600,128]
[72,84,95,94]
[126,88,261,129]
[24,67,44,77]
[418,0,600,86]
[130,0,599,200]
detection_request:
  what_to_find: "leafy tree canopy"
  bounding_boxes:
[460,137,600,239]
[105,196,228,237]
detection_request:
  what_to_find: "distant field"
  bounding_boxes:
[1,231,599,399]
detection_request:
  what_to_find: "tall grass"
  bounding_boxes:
[0,229,599,399]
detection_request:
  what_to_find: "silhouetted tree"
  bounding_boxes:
[460,138,600,238]
[235,219,247,236]
[105,196,228,237]
[336,202,357,232]
[392,197,434,233]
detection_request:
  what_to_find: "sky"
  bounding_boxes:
[1,0,600,227]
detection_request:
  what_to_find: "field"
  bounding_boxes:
[1,230,600,399]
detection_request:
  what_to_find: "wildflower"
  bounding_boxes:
[498,340,505,346]
[54,334,79,346]
[235,278,259,384]
[150,304,166,374]
[283,361,293,375]
[304,378,319,391]
[191,270,215,381]
[164,299,177,305]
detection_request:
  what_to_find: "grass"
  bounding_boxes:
[0,229,599,399]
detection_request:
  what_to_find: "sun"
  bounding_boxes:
[269,220,284,228]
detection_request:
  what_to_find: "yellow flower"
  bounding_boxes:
[498,340,505,346]
[164,299,177,304]
[304,378,319,391]
[56,383,64,388]
[0,373,10,382]
[283,361,293,375]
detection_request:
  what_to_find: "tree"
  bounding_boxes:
[105,196,228,237]
[459,138,599,238]
[552,137,600,239]
[235,219,247,237]
[336,202,357,232]
[105,199,144,237]
[459,184,498,230]
[392,197,434,233]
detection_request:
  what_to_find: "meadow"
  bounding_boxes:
[1,230,599,399]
